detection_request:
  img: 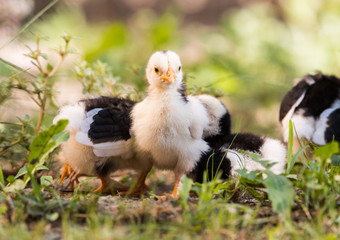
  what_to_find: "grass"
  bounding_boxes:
[0,132,339,239]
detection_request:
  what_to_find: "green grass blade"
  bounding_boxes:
[286,146,308,174]
[286,120,294,174]
[0,0,59,50]
[0,165,5,187]
[0,58,37,78]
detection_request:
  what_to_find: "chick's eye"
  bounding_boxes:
[154,67,159,73]
[178,66,181,71]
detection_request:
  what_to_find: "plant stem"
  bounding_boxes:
[0,138,24,156]
[35,104,45,136]
[34,52,66,135]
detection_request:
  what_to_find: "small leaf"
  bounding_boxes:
[286,174,298,180]
[314,142,339,160]
[46,212,59,222]
[15,165,28,178]
[17,164,50,178]
[179,176,193,203]
[5,179,25,193]
[22,120,69,188]
[329,166,340,179]
[47,63,53,73]
[331,154,340,166]
[246,187,265,202]
[286,145,308,174]
[40,175,53,186]
[28,119,69,163]
[263,170,295,220]
[6,175,15,183]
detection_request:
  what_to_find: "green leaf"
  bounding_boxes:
[46,212,59,222]
[5,179,25,193]
[330,166,340,179]
[236,169,263,185]
[21,120,69,187]
[15,166,27,179]
[286,174,298,180]
[28,119,69,163]
[40,175,53,187]
[0,58,37,78]
[263,170,295,220]
[313,142,339,160]
[47,63,53,73]
[331,154,340,166]
[6,176,15,183]
[15,165,49,179]
[179,175,193,203]
[246,187,265,202]
[213,181,234,194]
[286,145,308,174]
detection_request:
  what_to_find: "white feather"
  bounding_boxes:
[289,110,316,141]
[222,137,286,176]
[196,94,227,138]
[260,138,287,174]
[79,108,103,133]
[87,108,102,118]
[92,139,133,158]
[53,102,86,130]
[75,131,94,146]
[312,108,338,145]
[281,92,307,142]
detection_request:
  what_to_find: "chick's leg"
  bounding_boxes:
[119,167,152,196]
[170,177,181,198]
[59,163,71,184]
[59,163,81,191]
[158,175,182,200]
[133,168,152,193]
[94,176,110,193]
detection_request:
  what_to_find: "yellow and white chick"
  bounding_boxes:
[131,50,211,198]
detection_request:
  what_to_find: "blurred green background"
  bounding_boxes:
[1,0,340,138]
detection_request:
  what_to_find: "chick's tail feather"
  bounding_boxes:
[53,102,86,131]
[188,149,232,184]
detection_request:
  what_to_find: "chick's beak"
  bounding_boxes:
[161,66,176,83]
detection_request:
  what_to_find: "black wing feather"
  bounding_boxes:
[82,97,136,144]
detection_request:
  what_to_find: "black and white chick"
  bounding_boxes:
[279,72,340,153]
[188,133,287,183]
[54,96,153,193]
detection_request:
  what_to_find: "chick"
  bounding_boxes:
[54,97,153,193]
[279,72,340,153]
[131,50,213,198]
